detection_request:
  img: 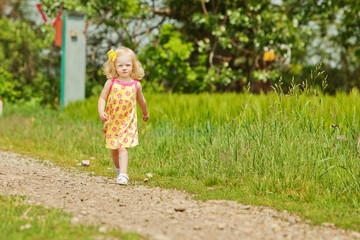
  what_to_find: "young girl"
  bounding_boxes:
[98,47,149,185]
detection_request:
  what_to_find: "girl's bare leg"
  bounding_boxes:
[118,148,128,174]
[110,149,120,168]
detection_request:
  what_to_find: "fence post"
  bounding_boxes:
[60,11,86,111]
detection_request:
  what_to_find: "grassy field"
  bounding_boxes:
[1,89,360,231]
[0,195,142,239]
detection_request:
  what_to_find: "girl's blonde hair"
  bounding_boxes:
[102,47,145,80]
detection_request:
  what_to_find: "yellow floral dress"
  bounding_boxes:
[103,79,139,149]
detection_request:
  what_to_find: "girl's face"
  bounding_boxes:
[115,54,134,79]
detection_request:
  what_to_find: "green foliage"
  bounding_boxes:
[2,0,360,105]
[41,0,155,98]
[140,24,208,92]
[0,67,19,102]
[42,0,147,20]
[0,17,59,105]
[162,0,311,91]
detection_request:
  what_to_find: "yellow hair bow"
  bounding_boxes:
[107,49,117,62]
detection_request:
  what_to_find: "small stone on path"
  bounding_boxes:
[217,223,226,230]
[323,222,336,228]
[71,217,79,224]
[99,226,107,233]
[20,223,32,230]
[81,160,90,167]
[193,225,201,230]
[241,205,251,210]
[174,207,186,212]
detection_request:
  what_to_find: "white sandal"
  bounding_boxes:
[116,173,129,185]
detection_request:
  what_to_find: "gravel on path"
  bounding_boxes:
[1,151,359,240]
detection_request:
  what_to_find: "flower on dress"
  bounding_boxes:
[106,134,111,139]
[130,97,134,101]
[110,141,115,146]
[121,86,126,90]
[117,93,122,98]
[118,143,122,148]
[112,127,117,132]
[125,91,130,96]
[129,133,134,138]
[115,106,119,112]
[119,99,123,104]
[129,126,133,131]
[114,134,118,139]
[106,107,109,111]
[113,88,118,93]
[132,88,136,93]
[113,99,116,105]
[124,138,128,143]
[111,115,115,120]
[118,114,123,119]
[121,120,126,125]
[122,105,127,110]
[115,120,119,125]
[119,133,123,137]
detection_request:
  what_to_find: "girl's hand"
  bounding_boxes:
[99,112,109,123]
[142,113,149,122]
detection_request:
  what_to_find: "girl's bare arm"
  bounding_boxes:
[98,80,112,123]
[136,82,149,122]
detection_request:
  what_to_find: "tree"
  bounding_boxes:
[41,0,166,95]
[40,0,360,93]
[148,0,313,92]
[0,1,58,104]
[3,0,359,103]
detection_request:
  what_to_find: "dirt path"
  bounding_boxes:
[0,151,359,240]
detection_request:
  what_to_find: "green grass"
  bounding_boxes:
[1,89,360,231]
[0,195,142,240]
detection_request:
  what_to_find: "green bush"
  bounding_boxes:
[140,24,210,93]
[0,67,19,102]
[0,17,58,106]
